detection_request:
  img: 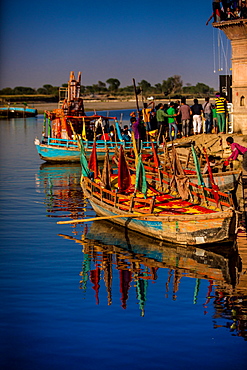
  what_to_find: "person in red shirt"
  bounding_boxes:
[225,136,247,171]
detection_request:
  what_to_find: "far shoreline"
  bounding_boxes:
[34,98,209,114]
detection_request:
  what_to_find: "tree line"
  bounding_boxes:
[0,75,215,99]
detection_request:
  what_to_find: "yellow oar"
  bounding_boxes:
[57,212,157,225]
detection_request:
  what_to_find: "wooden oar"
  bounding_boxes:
[57,212,157,225]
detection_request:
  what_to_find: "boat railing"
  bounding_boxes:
[83,140,157,150]
[84,177,155,214]
[141,141,158,150]
[47,137,78,148]
[83,175,234,214]
[84,140,125,149]
[127,157,235,210]
[188,183,234,210]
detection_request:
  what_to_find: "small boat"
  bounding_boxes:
[34,71,155,162]
[79,144,238,246]
[35,113,127,162]
[126,152,242,193]
[125,140,242,193]
[0,106,38,118]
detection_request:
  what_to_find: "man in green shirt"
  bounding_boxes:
[156,103,174,143]
[167,102,178,141]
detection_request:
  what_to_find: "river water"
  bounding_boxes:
[0,112,246,370]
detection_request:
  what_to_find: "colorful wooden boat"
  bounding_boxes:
[79,146,238,246]
[0,106,38,118]
[124,138,242,193]
[34,71,155,162]
[126,154,242,192]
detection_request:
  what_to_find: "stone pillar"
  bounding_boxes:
[213,19,247,134]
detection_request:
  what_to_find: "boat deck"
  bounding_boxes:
[94,173,221,216]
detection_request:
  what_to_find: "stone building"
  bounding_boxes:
[213,19,247,134]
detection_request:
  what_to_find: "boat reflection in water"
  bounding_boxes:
[36,162,246,340]
[36,162,86,223]
[59,220,247,340]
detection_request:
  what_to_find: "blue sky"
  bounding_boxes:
[0,0,232,90]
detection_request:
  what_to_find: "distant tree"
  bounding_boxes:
[98,81,106,88]
[42,84,54,94]
[36,84,58,96]
[138,80,151,94]
[162,75,183,96]
[182,82,214,96]
[13,86,36,95]
[36,87,48,95]
[80,85,86,94]
[106,78,120,92]
[118,85,134,95]
[85,85,95,94]
[154,83,162,94]
[194,82,213,95]
[0,87,14,95]
[97,81,107,93]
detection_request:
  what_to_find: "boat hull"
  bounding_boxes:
[35,142,81,162]
[82,181,236,246]
[0,107,37,117]
[35,141,115,162]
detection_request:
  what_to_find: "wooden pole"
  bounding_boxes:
[132,78,140,116]
[57,212,157,225]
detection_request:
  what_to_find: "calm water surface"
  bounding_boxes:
[0,112,246,370]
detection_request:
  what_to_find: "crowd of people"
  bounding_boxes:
[206,0,247,25]
[91,97,247,171]
[125,93,230,145]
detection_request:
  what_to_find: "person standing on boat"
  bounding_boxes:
[167,102,178,141]
[131,115,141,150]
[142,101,155,131]
[156,103,174,143]
[191,99,203,135]
[178,97,192,137]
[203,155,219,174]
[215,93,227,133]
[202,97,213,134]
[225,136,247,170]
[122,125,131,142]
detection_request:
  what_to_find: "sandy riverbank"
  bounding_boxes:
[35,99,207,114]
[35,100,138,113]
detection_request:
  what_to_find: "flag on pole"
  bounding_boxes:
[203,147,219,204]
[131,131,139,167]
[151,142,159,167]
[135,153,147,198]
[191,144,205,186]
[81,117,86,140]
[118,145,131,192]
[170,146,189,200]
[80,140,90,178]
[88,141,99,178]
[101,148,111,190]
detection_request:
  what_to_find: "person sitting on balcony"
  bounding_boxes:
[233,6,241,17]
[225,6,235,19]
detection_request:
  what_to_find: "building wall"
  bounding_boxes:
[213,20,247,134]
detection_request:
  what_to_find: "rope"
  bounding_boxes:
[213,28,216,73]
